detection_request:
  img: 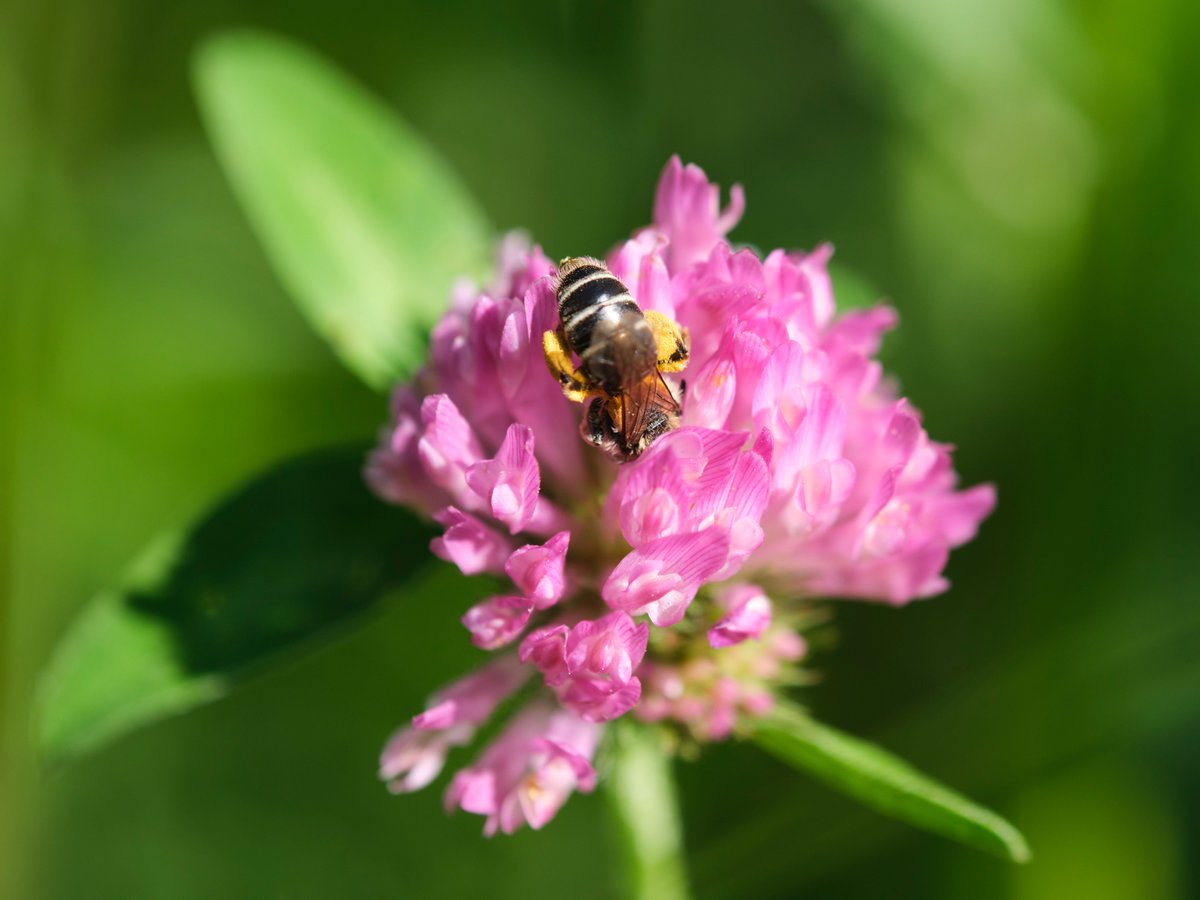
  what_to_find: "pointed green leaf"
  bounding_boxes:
[37,447,434,764]
[193,30,493,388]
[751,701,1030,863]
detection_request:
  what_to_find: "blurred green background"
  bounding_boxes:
[3,0,1198,897]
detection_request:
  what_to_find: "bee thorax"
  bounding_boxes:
[579,313,657,393]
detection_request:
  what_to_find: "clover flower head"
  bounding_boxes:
[369,156,995,833]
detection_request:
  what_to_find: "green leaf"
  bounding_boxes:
[751,701,1031,863]
[192,31,493,389]
[37,447,434,764]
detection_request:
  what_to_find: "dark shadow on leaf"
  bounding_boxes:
[125,445,434,674]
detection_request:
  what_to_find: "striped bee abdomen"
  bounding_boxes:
[556,261,639,343]
[554,257,657,394]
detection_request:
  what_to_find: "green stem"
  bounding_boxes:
[605,723,693,900]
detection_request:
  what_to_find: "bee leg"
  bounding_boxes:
[581,396,621,457]
[644,310,690,373]
[581,397,608,447]
[542,327,593,402]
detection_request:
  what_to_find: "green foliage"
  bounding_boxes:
[37,26,489,766]
[192,30,493,389]
[751,702,1030,863]
[36,448,434,764]
[9,2,1200,896]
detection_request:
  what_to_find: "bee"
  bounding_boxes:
[542,256,689,460]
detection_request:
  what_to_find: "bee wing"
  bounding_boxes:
[621,371,681,456]
[620,382,643,453]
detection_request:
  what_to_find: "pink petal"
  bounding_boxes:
[794,243,836,329]
[496,301,530,400]
[381,658,529,794]
[560,678,642,722]
[461,596,534,649]
[504,531,570,609]
[412,656,529,732]
[607,231,675,317]
[365,387,452,515]
[418,394,486,506]
[603,527,731,626]
[935,483,997,546]
[490,231,555,300]
[445,705,599,835]
[507,279,588,488]
[824,304,898,357]
[431,507,511,575]
[752,341,809,437]
[380,727,459,793]
[653,156,745,272]
[564,611,649,687]
[466,423,541,534]
[683,328,737,429]
[519,624,570,686]
[794,458,857,525]
[617,447,690,545]
[693,434,772,524]
[708,586,773,648]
